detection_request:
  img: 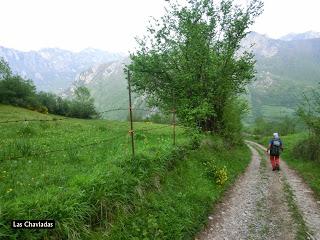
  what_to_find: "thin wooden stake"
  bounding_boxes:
[172,94,176,146]
[173,108,176,146]
[128,70,135,157]
[100,201,103,228]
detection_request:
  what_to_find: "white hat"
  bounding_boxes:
[273,133,279,138]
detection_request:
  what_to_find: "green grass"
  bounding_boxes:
[0,104,251,239]
[283,181,310,240]
[0,104,56,121]
[100,136,251,239]
[0,104,189,239]
[258,133,320,200]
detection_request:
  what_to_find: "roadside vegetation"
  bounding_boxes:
[92,136,251,239]
[248,84,320,200]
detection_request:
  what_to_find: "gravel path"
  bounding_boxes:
[197,141,320,240]
[250,141,320,240]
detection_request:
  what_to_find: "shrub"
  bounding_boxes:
[292,137,320,162]
[202,157,229,185]
[214,166,228,185]
[190,131,202,149]
[37,106,48,114]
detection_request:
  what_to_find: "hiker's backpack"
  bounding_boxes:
[270,139,281,156]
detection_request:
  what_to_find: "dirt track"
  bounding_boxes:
[197,141,320,240]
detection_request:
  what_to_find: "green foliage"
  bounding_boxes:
[202,158,228,185]
[145,113,172,124]
[128,0,263,137]
[0,58,98,119]
[190,130,202,149]
[297,85,320,136]
[214,166,228,185]
[69,86,98,119]
[106,137,251,240]
[134,132,147,141]
[37,86,98,119]
[0,74,39,108]
[252,115,299,137]
[295,84,320,161]
[222,98,248,145]
[292,136,320,162]
[0,104,190,239]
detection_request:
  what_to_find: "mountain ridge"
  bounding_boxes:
[280,31,320,41]
[0,46,124,92]
[1,31,320,120]
[72,32,320,120]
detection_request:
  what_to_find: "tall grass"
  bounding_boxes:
[0,105,190,239]
[104,137,251,239]
[0,105,252,239]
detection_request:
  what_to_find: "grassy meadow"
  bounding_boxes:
[0,104,252,239]
[0,104,189,239]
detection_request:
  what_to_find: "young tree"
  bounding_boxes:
[69,86,98,119]
[128,0,263,135]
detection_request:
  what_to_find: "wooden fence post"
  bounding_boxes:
[127,70,135,157]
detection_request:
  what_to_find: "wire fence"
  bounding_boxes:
[0,117,68,124]
[1,123,175,161]
[0,71,185,161]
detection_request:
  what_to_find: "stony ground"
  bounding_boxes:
[197,141,320,240]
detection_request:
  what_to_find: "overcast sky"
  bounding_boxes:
[0,0,319,53]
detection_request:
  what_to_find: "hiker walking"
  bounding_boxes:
[266,133,283,171]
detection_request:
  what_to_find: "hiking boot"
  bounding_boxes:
[272,167,276,171]
[277,165,280,171]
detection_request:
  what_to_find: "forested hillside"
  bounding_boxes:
[244,32,320,121]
